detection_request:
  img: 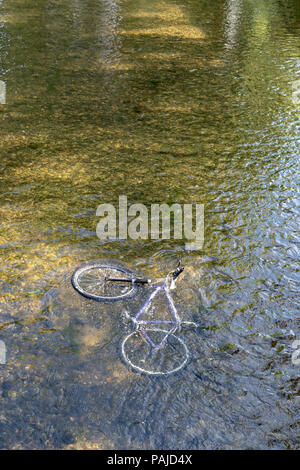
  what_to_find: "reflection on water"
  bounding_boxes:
[0,0,299,450]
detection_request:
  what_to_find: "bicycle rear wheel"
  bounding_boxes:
[121,328,190,376]
[71,259,139,302]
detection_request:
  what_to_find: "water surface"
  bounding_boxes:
[0,0,299,449]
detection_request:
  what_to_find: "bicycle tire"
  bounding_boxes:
[71,259,140,302]
[121,328,190,376]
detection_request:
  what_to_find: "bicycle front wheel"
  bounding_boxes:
[71,260,139,302]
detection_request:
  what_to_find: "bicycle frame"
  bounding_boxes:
[130,284,182,349]
[104,264,184,349]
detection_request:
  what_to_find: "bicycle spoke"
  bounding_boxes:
[72,262,138,301]
[121,329,189,376]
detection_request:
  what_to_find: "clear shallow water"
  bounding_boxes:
[0,0,299,449]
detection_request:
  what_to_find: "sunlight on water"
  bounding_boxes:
[0,0,299,450]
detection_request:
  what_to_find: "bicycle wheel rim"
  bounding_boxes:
[71,262,138,302]
[121,328,190,376]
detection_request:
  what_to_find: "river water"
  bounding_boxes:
[0,0,299,449]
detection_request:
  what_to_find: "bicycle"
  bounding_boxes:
[71,259,199,376]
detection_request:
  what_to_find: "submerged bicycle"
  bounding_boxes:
[71,259,199,376]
